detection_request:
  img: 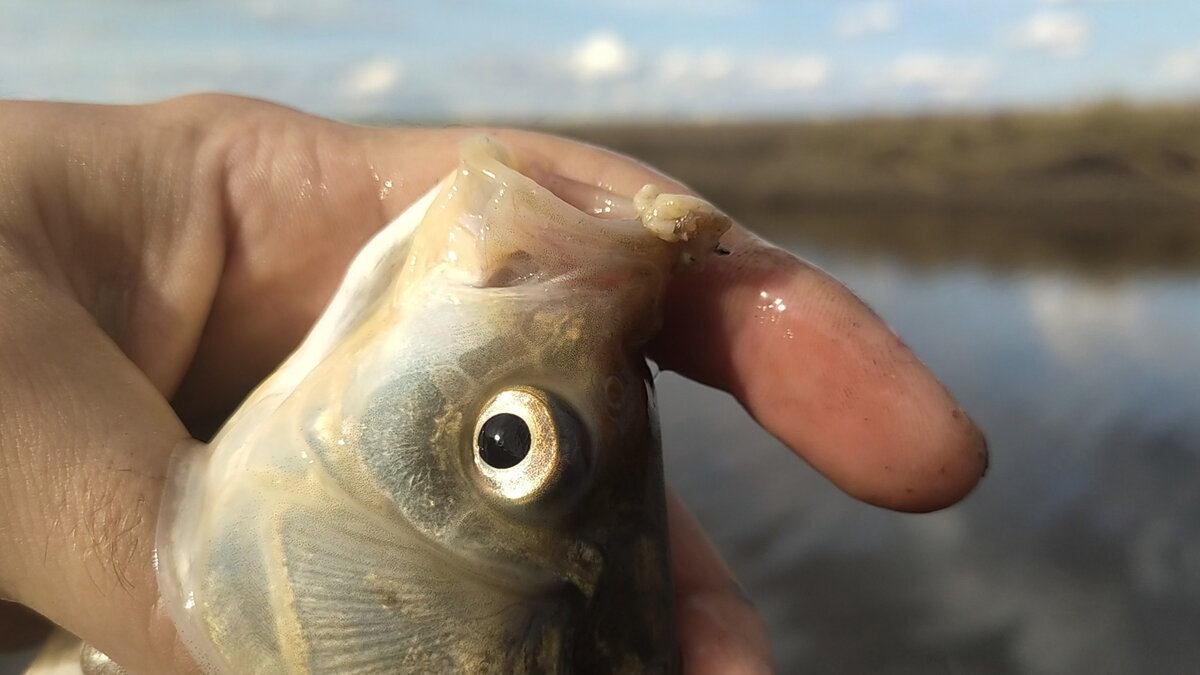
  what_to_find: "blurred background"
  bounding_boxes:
[4,1,1200,673]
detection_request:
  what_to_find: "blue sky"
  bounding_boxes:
[2,0,1200,121]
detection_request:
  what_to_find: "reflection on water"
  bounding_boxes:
[659,218,1200,674]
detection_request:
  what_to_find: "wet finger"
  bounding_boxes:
[650,230,987,512]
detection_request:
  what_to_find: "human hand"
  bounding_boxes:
[0,95,986,674]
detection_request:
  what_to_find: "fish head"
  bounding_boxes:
[156,137,730,673]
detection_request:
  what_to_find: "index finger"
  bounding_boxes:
[654,229,987,511]
[487,131,988,512]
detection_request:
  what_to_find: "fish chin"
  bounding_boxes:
[154,137,730,674]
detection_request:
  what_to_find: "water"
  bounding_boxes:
[660,223,1200,674]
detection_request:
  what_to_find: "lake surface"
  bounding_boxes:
[659,216,1200,674]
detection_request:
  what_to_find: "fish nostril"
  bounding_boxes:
[477,413,532,469]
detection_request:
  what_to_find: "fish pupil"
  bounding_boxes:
[477,413,532,469]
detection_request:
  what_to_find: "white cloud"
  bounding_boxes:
[342,59,403,98]
[549,46,832,118]
[836,2,897,39]
[1159,44,1200,84]
[885,53,992,101]
[749,55,831,90]
[1011,11,1090,59]
[569,33,635,81]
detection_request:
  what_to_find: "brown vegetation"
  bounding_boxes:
[545,102,1200,274]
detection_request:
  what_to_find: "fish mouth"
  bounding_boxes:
[406,136,731,294]
[395,136,732,351]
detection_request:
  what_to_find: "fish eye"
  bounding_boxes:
[477,413,532,469]
[472,387,587,508]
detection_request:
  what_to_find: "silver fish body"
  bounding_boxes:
[149,137,731,674]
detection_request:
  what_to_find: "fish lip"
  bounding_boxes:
[454,136,668,249]
[446,136,732,281]
[405,137,681,316]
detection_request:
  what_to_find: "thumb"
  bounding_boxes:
[0,263,197,672]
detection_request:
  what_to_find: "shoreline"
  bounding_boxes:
[537,102,1200,274]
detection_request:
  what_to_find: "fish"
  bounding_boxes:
[42,136,731,674]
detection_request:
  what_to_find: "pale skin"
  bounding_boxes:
[0,95,987,674]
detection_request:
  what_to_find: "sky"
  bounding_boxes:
[2,0,1200,122]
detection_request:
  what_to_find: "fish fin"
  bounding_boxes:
[271,506,566,673]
